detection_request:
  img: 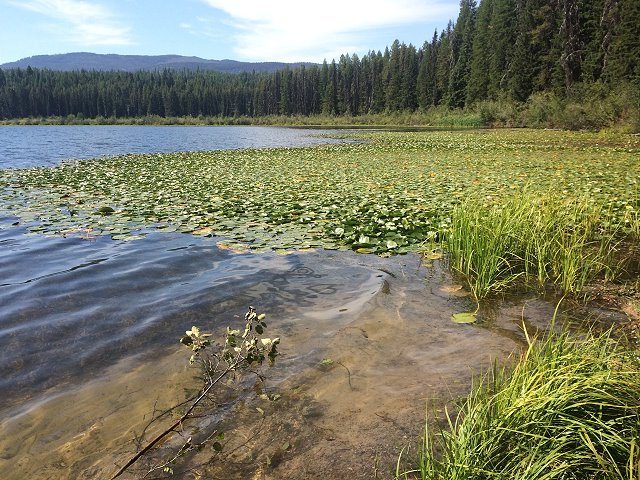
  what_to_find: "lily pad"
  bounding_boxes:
[95,206,115,216]
[0,129,637,254]
[451,312,477,324]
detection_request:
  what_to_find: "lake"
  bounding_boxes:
[0,125,350,168]
[0,126,554,479]
[0,124,360,411]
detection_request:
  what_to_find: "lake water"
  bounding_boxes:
[0,124,360,411]
[0,125,350,169]
[0,126,561,479]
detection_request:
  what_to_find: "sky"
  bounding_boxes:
[0,0,460,65]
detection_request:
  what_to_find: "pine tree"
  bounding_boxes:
[322,60,338,115]
[560,0,582,88]
[370,51,386,113]
[604,0,640,83]
[417,40,431,109]
[509,0,536,100]
[448,0,477,108]
[578,0,605,82]
[435,24,453,106]
[488,0,517,96]
[384,40,403,111]
[401,43,419,110]
[467,0,494,103]
[279,68,291,115]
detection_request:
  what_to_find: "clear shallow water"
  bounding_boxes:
[0,126,569,479]
[0,213,563,479]
[0,217,383,412]
[0,125,348,168]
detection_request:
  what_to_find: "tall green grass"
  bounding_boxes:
[445,194,623,299]
[401,330,640,480]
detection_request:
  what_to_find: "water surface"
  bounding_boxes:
[0,125,348,168]
[0,218,382,413]
[0,126,570,479]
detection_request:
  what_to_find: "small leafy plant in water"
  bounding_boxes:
[111,306,280,479]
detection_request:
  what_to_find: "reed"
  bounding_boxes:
[444,193,622,299]
[401,330,640,480]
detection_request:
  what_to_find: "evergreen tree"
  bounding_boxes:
[370,51,386,113]
[604,0,640,83]
[448,0,477,108]
[467,0,493,103]
[560,0,582,89]
[577,0,605,82]
[509,0,536,100]
[435,24,454,106]
[384,40,403,111]
[488,0,517,96]
[401,44,419,110]
[417,40,432,109]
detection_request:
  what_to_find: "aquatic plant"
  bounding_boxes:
[400,329,640,480]
[111,306,279,479]
[1,130,638,256]
[445,193,625,299]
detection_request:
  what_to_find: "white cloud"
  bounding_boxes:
[9,0,132,45]
[179,17,225,40]
[201,0,457,61]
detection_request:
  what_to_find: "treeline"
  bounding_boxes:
[0,0,638,120]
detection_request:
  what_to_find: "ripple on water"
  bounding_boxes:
[0,217,570,480]
[0,220,383,412]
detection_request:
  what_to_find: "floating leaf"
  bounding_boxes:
[96,206,115,216]
[1,129,636,257]
[452,312,477,324]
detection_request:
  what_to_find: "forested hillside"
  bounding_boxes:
[0,53,313,74]
[0,0,638,124]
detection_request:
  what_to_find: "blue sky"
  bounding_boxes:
[0,0,460,64]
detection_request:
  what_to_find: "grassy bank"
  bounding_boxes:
[0,109,482,128]
[401,329,640,480]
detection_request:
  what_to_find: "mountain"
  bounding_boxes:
[0,52,315,73]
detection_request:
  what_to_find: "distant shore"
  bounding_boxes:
[0,111,482,128]
[1,106,638,132]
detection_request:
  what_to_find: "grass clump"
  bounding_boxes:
[405,330,640,480]
[445,193,623,299]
